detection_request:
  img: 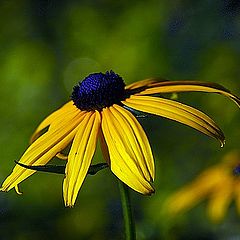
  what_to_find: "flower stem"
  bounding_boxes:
[118,180,136,240]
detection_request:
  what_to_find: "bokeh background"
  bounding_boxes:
[0,0,240,239]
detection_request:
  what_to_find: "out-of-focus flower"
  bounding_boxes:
[165,151,240,222]
[1,70,240,207]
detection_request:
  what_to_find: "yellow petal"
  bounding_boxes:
[101,106,154,195]
[234,179,240,215]
[166,186,204,215]
[136,80,240,108]
[165,167,224,215]
[207,177,233,222]
[31,101,77,143]
[99,128,110,164]
[123,95,225,146]
[1,110,85,192]
[56,152,68,160]
[63,111,101,207]
[126,78,160,90]
[112,105,155,180]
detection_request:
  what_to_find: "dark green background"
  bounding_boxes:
[0,0,240,239]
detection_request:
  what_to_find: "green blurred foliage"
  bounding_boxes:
[0,0,239,239]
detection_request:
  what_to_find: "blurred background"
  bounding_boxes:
[0,0,240,239]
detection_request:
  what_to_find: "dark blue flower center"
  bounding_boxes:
[233,164,240,176]
[71,71,126,111]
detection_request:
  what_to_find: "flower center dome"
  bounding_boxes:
[71,71,126,111]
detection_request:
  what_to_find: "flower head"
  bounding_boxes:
[164,151,240,222]
[1,71,240,207]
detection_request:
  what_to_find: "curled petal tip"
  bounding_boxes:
[220,139,226,148]
[15,185,22,195]
[146,185,155,195]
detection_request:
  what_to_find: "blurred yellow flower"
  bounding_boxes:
[165,151,240,222]
[1,71,240,207]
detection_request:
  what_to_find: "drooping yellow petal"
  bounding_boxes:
[123,95,225,146]
[125,78,160,90]
[112,104,155,180]
[1,110,85,192]
[99,128,110,164]
[207,177,233,222]
[101,106,154,195]
[135,80,240,108]
[63,111,101,207]
[31,101,77,143]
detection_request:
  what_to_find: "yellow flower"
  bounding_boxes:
[165,151,240,222]
[1,71,240,207]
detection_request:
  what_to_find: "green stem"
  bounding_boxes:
[118,180,136,240]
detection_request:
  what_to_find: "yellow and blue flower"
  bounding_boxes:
[1,70,240,207]
[164,151,240,222]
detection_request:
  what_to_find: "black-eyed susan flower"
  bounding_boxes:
[164,151,240,222]
[1,71,240,207]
